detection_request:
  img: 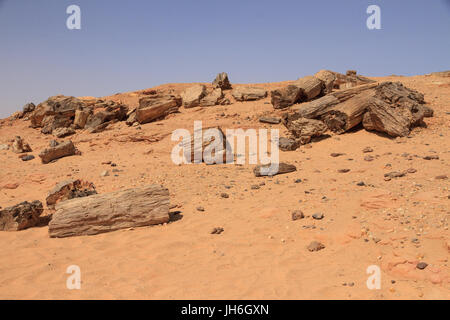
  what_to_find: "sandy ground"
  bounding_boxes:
[0,74,448,299]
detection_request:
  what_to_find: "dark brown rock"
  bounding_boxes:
[0,201,44,231]
[46,180,97,209]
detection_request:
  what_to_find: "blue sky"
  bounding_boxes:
[0,0,449,117]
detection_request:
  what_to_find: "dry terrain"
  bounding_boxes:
[0,73,449,299]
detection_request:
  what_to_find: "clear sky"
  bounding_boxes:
[1,0,449,118]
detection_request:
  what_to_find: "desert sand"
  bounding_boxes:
[0,74,448,299]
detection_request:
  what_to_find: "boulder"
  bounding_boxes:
[271,85,303,109]
[38,140,77,164]
[48,184,170,238]
[283,117,328,144]
[181,85,207,108]
[85,103,128,130]
[11,136,32,153]
[46,179,97,209]
[0,201,44,231]
[136,94,182,124]
[314,70,336,94]
[30,95,84,129]
[212,72,232,90]
[40,114,72,134]
[231,87,267,101]
[73,109,91,129]
[292,76,323,101]
[199,88,224,107]
[278,137,300,151]
[53,127,75,138]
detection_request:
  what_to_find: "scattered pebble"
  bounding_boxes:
[312,213,324,220]
[416,262,428,270]
[307,241,325,252]
[291,210,305,221]
[211,227,224,235]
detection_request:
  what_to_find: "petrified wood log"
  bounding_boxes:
[0,201,43,231]
[362,82,429,137]
[48,184,170,238]
[321,91,373,133]
[38,140,77,164]
[136,94,182,124]
[253,162,297,177]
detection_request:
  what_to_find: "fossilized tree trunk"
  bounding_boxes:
[48,184,170,238]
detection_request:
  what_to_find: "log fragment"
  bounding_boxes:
[321,91,374,133]
[38,140,77,164]
[0,201,43,231]
[48,184,170,238]
[253,162,297,177]
[136,95,182,124]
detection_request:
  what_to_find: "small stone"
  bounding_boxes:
[416,262,428,270]
[356,181,365,186]
[363,147,373,153]
[259,117,281,124]
[220,193,229,199]
[423,155,439,160]
[338,168,350,173]
[20,155,35,161]
[100,170,110,177]
[364,155,375,162]
[435,175,448,180]
[307,241,325,252]
[211,227,224,235]
[312,213,324,220]
[294,179,302,183]
[251,185,260,190]
[407,168,417,173]
[291,210,305,221]
[330,153,345,157]
[196,206,205,212]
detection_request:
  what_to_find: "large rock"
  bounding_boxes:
[283,116,328,144]
[361,82,429,137]
[73,109,91,129]
[212,72,232,90]
[231,87,267,101]
[48,184,170,238]
[314,70,336,94]
[40,114,72,134]
[53,127,75,138]
[136,94,182,124]
[85,102,128,130]
[0,201,43,231]
[199,88,224,107]
[38,140,77,164]
[178,126,228,164]
[292,76,323,101]
[271,76,323,109]
[181,85,207,108]
[46,179,97,209]
[30,95,84,129]
[11,136,32,153]
[271,85,303,109]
